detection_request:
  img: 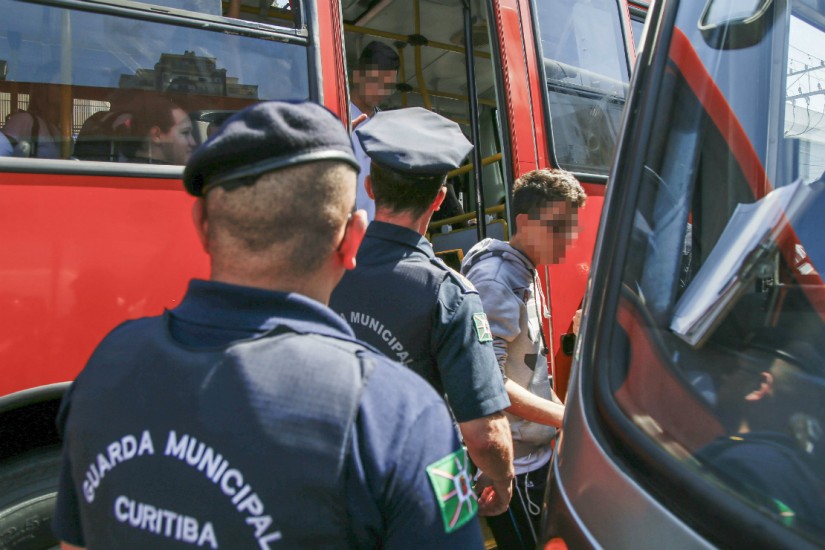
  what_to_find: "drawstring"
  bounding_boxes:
[513,470,541,545]
[522,468,542,517]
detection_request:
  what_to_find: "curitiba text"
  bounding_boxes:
[114,495,218,548]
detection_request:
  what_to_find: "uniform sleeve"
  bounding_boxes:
[471,278,523,368]
[431,281,510,422]
[346,361,485,549]
[51,385,86,546]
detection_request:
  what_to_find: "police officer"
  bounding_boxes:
[330,107,514,516]
[52,101,485,549]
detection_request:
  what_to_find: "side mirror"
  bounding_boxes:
[699,0,775,50]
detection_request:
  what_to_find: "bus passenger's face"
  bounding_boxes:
[521,201,580,266]
[353,68,397,109]
[159,108,196,165]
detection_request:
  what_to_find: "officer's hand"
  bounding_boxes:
[475,474,512,516]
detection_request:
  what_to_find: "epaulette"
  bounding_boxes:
[429,257,478,294]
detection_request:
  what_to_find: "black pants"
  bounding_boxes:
[486,460,550,550]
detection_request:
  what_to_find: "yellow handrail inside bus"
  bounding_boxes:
[428,203,505,232]
[408,88,496,108]
[343,25,491,60]
[397,43,408,107]
[448,152,502,178]
[413,0,432,111]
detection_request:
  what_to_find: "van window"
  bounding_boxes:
[603,1,825,541]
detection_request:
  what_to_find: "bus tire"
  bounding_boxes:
[0,446,61,550]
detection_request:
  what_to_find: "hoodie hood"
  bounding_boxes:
[461,238,534,288]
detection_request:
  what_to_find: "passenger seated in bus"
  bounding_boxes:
[349,41,399,221]
[122,95,196,165]
[0,83,63,159]
[73,89,140,162]
[72,110,133,162]
[696,343,825,536]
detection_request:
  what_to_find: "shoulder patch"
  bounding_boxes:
[472,313,493,343]
[426,448,478,533]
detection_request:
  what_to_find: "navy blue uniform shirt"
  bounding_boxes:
[697,431,825,536]
[53,279,484,548]
[330,222,509,422]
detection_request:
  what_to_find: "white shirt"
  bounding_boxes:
[349,102,375,223]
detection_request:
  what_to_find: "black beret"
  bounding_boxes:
[183,100,359,197]
[358,41,400,71]
[354,107,472,176]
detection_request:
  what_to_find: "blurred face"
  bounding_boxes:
[517,200,580,266]
[158,108,196,165]
[353,67,398,109]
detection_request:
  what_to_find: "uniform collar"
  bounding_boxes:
[172,279,355,339]
[362,220,434,258]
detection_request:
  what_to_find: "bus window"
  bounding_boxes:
[341,0,508,250]
[532,0,631,176]
[0,0,308,163]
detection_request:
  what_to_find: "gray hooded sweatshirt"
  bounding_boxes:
[461,238,557,473]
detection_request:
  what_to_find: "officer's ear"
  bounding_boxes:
[338,209,367,270]
[192,198,209,253]
[365,175,375,200]
[431,185,448,212]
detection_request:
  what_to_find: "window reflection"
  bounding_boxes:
[0,0,308,162]
[609,1,825,540]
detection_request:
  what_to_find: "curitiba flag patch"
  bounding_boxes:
[472,313,493,343]
[426,448,478,533]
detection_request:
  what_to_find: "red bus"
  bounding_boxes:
[0,0,637,545]
[543,0,825,547]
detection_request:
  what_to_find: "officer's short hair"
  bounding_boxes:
[511,168,586,233]
[369,161,446,219]
[204,160,355,274]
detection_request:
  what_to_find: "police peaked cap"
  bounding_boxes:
[183,100,360,197]
[354,107,472,177]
